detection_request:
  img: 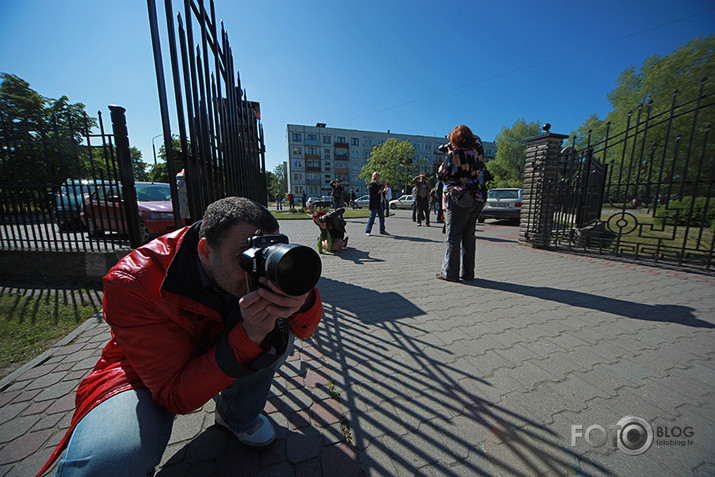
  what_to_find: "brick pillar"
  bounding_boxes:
[519,125,569,247]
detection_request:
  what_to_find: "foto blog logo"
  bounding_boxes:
[571,415,695,455]
[571,416,655,455]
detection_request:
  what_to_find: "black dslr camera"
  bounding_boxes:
[239,233,322,296]
[438,143,452,153]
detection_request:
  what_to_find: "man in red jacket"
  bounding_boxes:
[40,197,323,477]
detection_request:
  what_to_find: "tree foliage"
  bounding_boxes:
[487,118,542,188]
[359,138,423,189]
[267,161,287,198]
[569,36,715,201]
[0,73,147,187]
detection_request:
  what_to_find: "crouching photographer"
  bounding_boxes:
[312,207,349,253]
[40,197,323,477]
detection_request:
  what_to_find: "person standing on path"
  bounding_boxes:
[383,182,392,217]
[436,124,486,282]
[364,172,389,236]
[413,173,432,227]
[330,178,345,209]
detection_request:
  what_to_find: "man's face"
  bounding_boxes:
[198,221,277,298]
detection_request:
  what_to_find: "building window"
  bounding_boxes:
[292,133,302,142]
[294,173,302,181]
[350,150,358,158]
[351,138,359,146]
[306,146,319,155]
[324,175,331,182]
[414,143,420,150]
[365,139,372,146]
[307,134,317,141]
[292,146,302,155]
[337,136,346,144]
[323,135,331,144]
[323,148,331,159]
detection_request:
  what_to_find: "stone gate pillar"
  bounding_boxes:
[519,124,569,247]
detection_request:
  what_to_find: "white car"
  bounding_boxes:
[479,188,523,224]
[389,195,414,209]
[353,195,370,208]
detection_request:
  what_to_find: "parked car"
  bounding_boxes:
[81,182,181,243]
[54,179,112,230]
[354,194,370,208]
[389,195,414,209]
[306,196,334,209]
[478,188,523,224]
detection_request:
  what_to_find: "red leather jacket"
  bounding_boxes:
[39,224,323,475]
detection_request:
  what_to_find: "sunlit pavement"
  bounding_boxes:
[1,209,713,476]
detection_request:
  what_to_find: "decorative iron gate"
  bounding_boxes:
[0,106,142,252]
[147,0,267,224]
[524,79,714,271]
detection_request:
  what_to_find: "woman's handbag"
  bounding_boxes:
[449,188,475,208]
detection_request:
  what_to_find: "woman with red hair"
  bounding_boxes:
[435,124,487,282]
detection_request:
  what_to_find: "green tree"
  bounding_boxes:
[147,136,184,183]
[571,36,715,200]
[488,118,542,188]
[0,73,98,186]
[359,138,423,190]
[271,161,288,196]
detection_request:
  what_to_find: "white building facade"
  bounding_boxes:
[286,123,496,198]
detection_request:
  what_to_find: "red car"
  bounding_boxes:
[81,182,182,243]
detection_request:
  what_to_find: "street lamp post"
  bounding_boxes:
[151,134,162,165]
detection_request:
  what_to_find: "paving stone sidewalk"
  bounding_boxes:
[0,210,713,476]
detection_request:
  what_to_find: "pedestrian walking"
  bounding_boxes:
[349,188,357,209]
[436,124,487,282]
[275,191,283,210]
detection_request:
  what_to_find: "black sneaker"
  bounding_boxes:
[380,231,390,235]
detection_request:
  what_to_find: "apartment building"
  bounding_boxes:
[286,123,496,197]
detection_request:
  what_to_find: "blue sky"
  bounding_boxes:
[1,1,713,173]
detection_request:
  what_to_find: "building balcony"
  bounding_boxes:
[334,142,348,148]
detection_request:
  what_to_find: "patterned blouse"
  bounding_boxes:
[437,137,486,203]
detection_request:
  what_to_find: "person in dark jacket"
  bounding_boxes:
[41,197,323,477]
[364,171,389,236]
[330,178,345,208]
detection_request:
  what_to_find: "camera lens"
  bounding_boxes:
[263,244,322,296]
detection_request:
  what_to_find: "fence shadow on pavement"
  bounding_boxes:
[312,277,613,476]
[466,279,713,328]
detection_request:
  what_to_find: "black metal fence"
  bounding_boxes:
[548,79,714,270]
[148,0,267,224]
[0,106,143,252]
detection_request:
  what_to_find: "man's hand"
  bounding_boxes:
[239,277,315,346]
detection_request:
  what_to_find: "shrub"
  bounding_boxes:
[655,196,715,228]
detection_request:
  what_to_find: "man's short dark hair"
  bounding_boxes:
[199,197,278,247]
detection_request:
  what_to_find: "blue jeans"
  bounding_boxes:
[55,334,294,476]
[365,207,386,234]
[440,201,484,280]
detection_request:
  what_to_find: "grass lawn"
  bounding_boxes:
[0,290,101,379]
[601,210,714,253]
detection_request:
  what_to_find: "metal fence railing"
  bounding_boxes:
[548,79,714,270]
[0,107,145,252]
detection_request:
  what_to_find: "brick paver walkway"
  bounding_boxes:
[1,209,713,476]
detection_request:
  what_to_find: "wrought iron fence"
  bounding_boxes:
[0,107,143,252]
[549,79,714,270]
[148,0,267,224]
